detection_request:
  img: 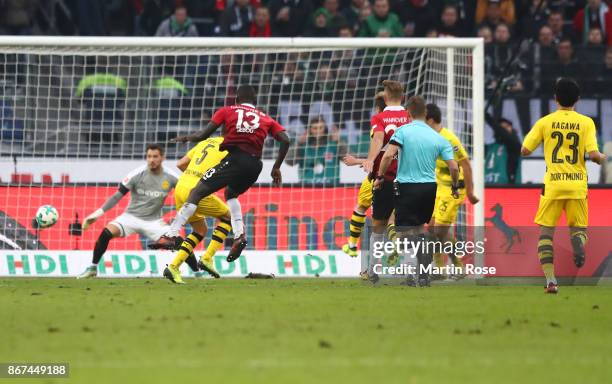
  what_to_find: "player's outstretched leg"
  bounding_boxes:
[538,228,558,294]
[225,187,247,262]
[343,206,367,258]
[77,225,119,279]
[151,176,220,250]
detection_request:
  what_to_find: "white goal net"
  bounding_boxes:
[0,37,483,256]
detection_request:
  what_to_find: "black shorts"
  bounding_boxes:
[372,180,395,221]
[200,148,263,196]
[394,182,437,227]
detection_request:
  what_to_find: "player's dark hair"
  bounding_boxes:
[374,91,386,112]
[146,143,164,156]
[554,77,580,107]
[425,103,442,124]
[236,85,257,104]
[406,96,427,118]
[382,80,404,101]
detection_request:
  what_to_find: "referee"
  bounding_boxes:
[373,96,459,286]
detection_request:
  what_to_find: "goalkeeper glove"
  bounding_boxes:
[83,208,104,230]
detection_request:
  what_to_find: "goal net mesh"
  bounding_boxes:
[0,42,477,252]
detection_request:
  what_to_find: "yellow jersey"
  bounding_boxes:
[436,128,468,185]
[523,109,598,200]
[177,137,228,191]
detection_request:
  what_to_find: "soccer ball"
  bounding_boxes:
[35,205,59,228]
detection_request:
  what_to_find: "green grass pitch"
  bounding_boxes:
[1,278,611,384]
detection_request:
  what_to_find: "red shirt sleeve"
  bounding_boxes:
[211,107,228,126]
[268,118,285,138]
[371,115,384,133]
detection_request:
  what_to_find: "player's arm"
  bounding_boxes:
[363,131,384,173]
[83,184,129,229]
[176,154,191,171]
[458,158,478,202]
[454,137,479,203]
[521,120,543,156]
[446,159,460,198]
[373,143,399,190]
[439,139,460,198]
[585,119,606,165]
[172,121,221,143]
[343,154,366,167]
[271,131,291,186]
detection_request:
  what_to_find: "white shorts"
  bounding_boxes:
[109,213,169,240]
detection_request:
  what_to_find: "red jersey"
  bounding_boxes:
[211,103,285,157]
[371,106,411,181]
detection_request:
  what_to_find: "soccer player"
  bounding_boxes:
[375,96,459,286]
[362,80,410,283]
[163,136,234,284]
[150,85,291,263]
[341,91,386,258]
[521,77,606,294]
[77,144,182,279]
[425,103,479,279]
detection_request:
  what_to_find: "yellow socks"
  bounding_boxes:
[538,234,556,284]
[171,232,204,268]
[203,218,232,262]
[348,210,367,248]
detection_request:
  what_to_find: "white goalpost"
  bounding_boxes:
[0,36,484,276]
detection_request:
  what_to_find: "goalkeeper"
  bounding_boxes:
[77,144,183,279]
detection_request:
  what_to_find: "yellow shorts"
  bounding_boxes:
[357,176,373,208]
[174,184,229,223]
[433,186,466,225]
[534,196,588,228]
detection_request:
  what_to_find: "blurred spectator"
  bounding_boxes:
[250,7,272,37]
[305,8,333,36]
[538,24,555,48]
[437,4,466,37]
[319,0,346,34]
[477,25,494,43]
[542,38,583,92]
[269,0,313,36]
[218,0,254,36]
[594,47,612,93]
[341,0,366,34]
[485,113,522,184]
[286,117,348,185]
[516,0,550,38]
[426,28,438,37]
[516,0,549,39]
[393,0,437,37]
[137,0,176,36]
[358,0,403,37]
[476,0,516,30]
[0,0,39,35]
[486,23,525,92]
[573,0,612,46]
[580,27,607,90]
[547,10,573,43]
[338,24,354,37]
[529,25,556,91]
[155,6,198,36]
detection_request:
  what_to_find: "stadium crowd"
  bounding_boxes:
[3,0,612,95]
